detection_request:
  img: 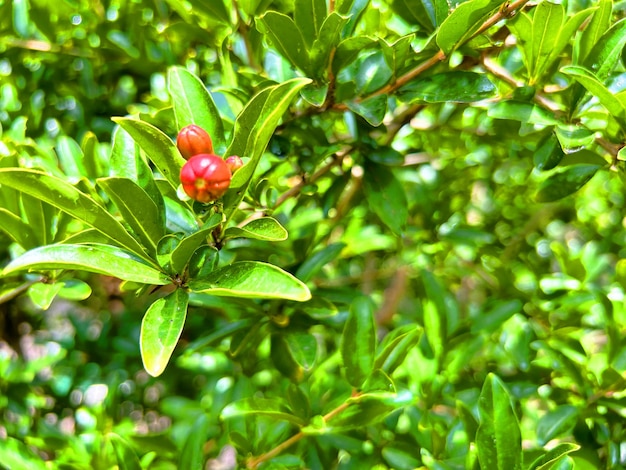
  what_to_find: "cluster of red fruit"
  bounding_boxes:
[177,125,243,203]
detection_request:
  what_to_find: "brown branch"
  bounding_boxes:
[246,392,362,468]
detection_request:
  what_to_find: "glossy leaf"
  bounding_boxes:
[576,0,611,65]
[0,208,37,249]
[113,117,187,190]
[534,133,565,171]
[3,244,170,285]
[223,78,311,222]
[374,327,420,375]
[363,160,407,235]
[535,164,601,202]
[188,261,311,301]
[140,288,189,377]
[345,95,388,127]
[476,374,523,470]
[294,0,326,47]
[56,136,87,179]
[0,169,147,257]
[180,414,211,470]
[436,0,505,54]
[256,12,311,74]
[398,71,496,103]
[222,217,288,241]
[169,213,222,275]
[341,296,376,388]
[561,65,626,122]
[309,13,349,76]
[97,177,165,251]
[109,433,142,470]
[168,66,226,154]
[221,397,306,427]
[537,405,579,446]
[488,101,559,126]
[529,443,581,470]
[582,17,626,83]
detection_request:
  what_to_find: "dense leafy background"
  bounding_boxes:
[1,0,626,469]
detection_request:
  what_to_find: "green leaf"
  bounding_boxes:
[341,296,376,388]
[188,261,311,301]
[471,299,522,334]
[0,436,47,470]
[222,217,288,241]
[309,13,349,76]
[28,282,64,310]
[109,433,142,470]
[180,414,211,470]
[488,101,559,126]
[363,160,408,235]
[170,213,222,274]
[97,177,165,251]
[476,374,523,470]
[576,0,611,65]
[529,1,564,82]
[271,332,317,382]
[221,397,306,427]
[537,405,579,446]
[436,0,505,54]
[0,169,147,257]
[535,164,601,203]
[398,71,496,103]
[168,66,226,154]
[295,242,345,283]
[582,17,626,83]
[294,0,326,47]
[561,65,626,122]
[529,443,581,470]
[534,132,565,171]
[374,327,421,375]
[113,117,187,190]
[223,78,311,221]
[3,244,170,285]
[140,289,189,377]
[256,12,311,74]
[56,136,87,179]
[0,208,38,249]
[345,95,388,127]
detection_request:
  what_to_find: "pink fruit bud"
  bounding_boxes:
[176,124,214,160]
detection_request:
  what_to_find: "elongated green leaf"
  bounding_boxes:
[530,1,564,81]
[295,242,345,283]
[113,118,186,190]
[295,0,326,47]
[529,443,580,470]
[170,213,222,274]
[223,78,311,221]
[3,244,169,284]
[188,261,311,301]
[576,0,611,64]
[561,65,626,122]
[168,66,226,154]
[272,332,318,383]
[257,12,311,74]
[534,132,564,171]
[363,160,407,235]
[341,296,376,388]
[476,374,523,470]
[222,217,288,241]
[488,101,559,126]
[141,289,189,377]
[221,397,306,427]
[56,136,87,179]
[0,437,47,470]
[537,405,579,446]
[97,177,164,251]
[398,71,496,103]
[0,208,37,249]
[374,327,420,375]
[0,169,146,257]
[346,94,388,127]
[535,164,601,202]
[309,13,349,76]
[545,8,594,80]
[436,0,505,54]
[583,17,626,83]
[180,414,211,470]
[109,433,142,470]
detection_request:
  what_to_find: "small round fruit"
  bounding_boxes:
[176,124,214,160]
[225,155,244,173]
[180,154,231,203]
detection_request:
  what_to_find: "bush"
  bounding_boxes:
[1,0,626,468]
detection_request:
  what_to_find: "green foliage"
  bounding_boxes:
[1,0,626,468]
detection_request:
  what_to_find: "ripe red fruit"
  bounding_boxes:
[176,124,214,160]
[225,155,243,173]
[180,154,231,203]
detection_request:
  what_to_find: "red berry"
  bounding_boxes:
[180,154,231,203]
[176,124,214,160]
[225,155,243,173]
